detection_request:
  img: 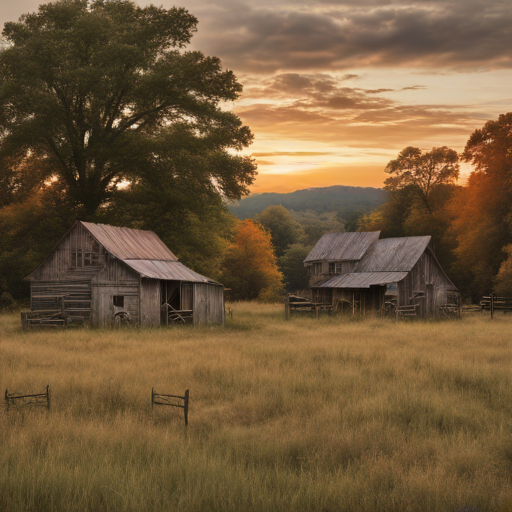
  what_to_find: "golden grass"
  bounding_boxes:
[2,304,512,511]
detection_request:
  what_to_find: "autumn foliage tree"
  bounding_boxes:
[220,220,283,301]
[359,146,460,271]
[450,113,512,296]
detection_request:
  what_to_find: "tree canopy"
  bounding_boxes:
[0,0,256,216]
[384,146,459,213]
[220,220,283,301]
[253,205,304,258]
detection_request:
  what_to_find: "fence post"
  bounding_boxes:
[285,295,290,321]
[5,389,9,411]
[184,389,189,426]
[46,385,50,410]
[491,293,495,319]
[151,387,154,409]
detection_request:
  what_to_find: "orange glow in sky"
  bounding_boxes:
[3,0,510,193]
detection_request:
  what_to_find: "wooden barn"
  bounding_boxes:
[22,221,224,328]
[303,231,460,317]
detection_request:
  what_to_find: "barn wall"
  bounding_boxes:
[90,285,139,327]
[193,283,224,325]
[29,223,106,282]
[92,256,138,285]
[331,287,385,314]
[307,260,358,288]
[140,278,161,327]
[397,250,457,316]
[30,281,92,321]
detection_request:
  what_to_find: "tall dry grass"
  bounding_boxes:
[1,305,512,511]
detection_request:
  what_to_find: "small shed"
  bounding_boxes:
[23,221,224,328]
[304,231,460,317]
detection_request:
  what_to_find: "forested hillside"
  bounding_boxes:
[228,186,387,219]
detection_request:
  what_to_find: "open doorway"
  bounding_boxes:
[160,281,194,325]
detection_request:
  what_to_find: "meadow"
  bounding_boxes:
[2,304,512,512]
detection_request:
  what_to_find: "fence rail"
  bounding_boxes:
[5,385,50,410]
[151,388,189,426]
[480,295,512,318]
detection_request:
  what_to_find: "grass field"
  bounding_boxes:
[2,304,512,511]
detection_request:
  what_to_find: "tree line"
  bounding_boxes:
[359,114,512,301]
[1,1,511,306]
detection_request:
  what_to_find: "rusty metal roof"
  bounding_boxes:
[355,236,431,272]
[124,260,220,284]
[304,231,380,262]
[319,271,409,289]
[81,222,178,261]
[81,222,221,283]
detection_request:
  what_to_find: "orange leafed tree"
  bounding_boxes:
[449,113,512,297]
[221,219,283,301]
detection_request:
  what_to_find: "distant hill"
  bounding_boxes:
[229,185,387,219]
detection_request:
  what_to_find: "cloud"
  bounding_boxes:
[187,0,512,73]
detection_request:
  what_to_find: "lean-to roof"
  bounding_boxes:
[319,271,409,289]
[304,231,380,262]
[124,260,218,284]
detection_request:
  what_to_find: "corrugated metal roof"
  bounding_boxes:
[124,260,219,284]
[319,271,409,289]
[81,222,221,283]
[81,222,178,261]
[304,231,380,262]
[355,236,431,272]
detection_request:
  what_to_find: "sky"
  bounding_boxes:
[1,0,511,193]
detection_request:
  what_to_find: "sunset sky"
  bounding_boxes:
[2,0,511,193]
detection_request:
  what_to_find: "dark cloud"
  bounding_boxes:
[187,1,512,73]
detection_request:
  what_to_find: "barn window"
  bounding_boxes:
[71,248,83,267]
[313,263,322,274]
[113,296,124,307]
[328,262,342,274]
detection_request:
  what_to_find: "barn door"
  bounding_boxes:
[426,284,434,316]
[181,283,193,310]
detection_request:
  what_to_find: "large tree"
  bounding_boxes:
[384,146,459,213]
[450,113,512,297]
[0,0,256,217]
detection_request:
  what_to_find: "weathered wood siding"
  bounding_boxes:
[307,260,358,288]
[140,278,160,327]
[29,223,105,282]
[91,256,138,285]
[90,285,139,327]
[30,281,92,321]
[193,283,224,325]
[397,250,457,315]
[331,287,385,314]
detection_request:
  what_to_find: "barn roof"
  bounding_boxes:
[25,221,219,284]
[124,260,216,283]
[354,236,432,272]
[79,222,219,284]
[304,231,380,262]
[320,271,409,289]
[81,222,178,261]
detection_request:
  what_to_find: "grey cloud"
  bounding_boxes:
[187,1,512,73]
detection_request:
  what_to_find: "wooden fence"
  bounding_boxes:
[5,385,50,410]
[480,295,512,318]
[151,388,189,426]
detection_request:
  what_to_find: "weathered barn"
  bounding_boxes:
[23,221,224,328]
[304,231,460,317]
